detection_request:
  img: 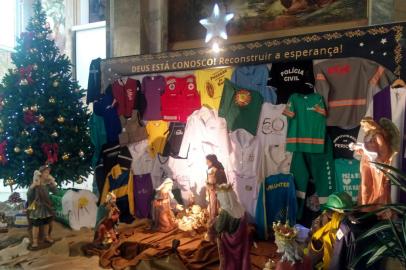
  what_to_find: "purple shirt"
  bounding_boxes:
[142,76,165,120]
[133,174,154,218]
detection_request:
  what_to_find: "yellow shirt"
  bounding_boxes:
[146,120,169,157]
[195,67,233,110]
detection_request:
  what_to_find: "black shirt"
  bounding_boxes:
[269,60,315,104]
[327,126,360,159]
[162,122,186,158]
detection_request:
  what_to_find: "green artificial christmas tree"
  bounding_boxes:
[0,0,92,188]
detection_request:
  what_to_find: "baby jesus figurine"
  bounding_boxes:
[153,178,183,232]
[94,193,120,247]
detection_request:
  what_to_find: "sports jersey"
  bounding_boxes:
[112,78,139,117]
[219,79,264,135]
[228,129,263,220]
[328,126,360,159]
[141,75,165,120]
[150,154,173,189]
[146,120,169,157]
[195,67,233,110]
[128,140,154,175]
[335,159,361,203]
[256,174,297,240]
[100,165,135,223]
[162,122,186,158]
[269,60,315,104]
[290,138,335,219]
[231,64,276,103]
[284,93,327,153]
[257,103,287,147]
[93,91,122,143]
[133,174,154,218]
[314,58,395,126]
[161,75,201,122]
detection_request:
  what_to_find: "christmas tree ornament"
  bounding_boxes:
[78,149,84,157]
[52,80,59,87]
[24,146,34,155]
[32,64,38,70]
[49,97,56,103]
[0,140,7,165]
[24,110,36,124]
[51,131,58,137]
[38,114,45,123]
[22,107,29,112]
[199,3,234,45]
[57,115,65,123]
[19,79,29,86]
[0,127,3,133]
[30,104,39,112]
[41,143,59,164]
[62,152,70,160]
[12,68,18,74]
[21,130,29,136]
[14,146,21,153]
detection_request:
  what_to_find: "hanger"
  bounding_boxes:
[392,77,406,89]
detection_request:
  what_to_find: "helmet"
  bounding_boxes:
[321,192,354,212]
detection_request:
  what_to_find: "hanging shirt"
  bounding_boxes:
[133,174,154,219]
[328,126,360,159]
[141,75,165,120]
[284,93,327,153]
[89,113,107,168]
[195,67,233,110]
[227,129,263,220]
[100,165,135,223]
[259,144,292,180]
[314,58,395,126]
[93,91,122,143]
[150,155,173,189]
[146,120,169,157]
[219,79,264,135]
[112,78,139,117]
[334,158,361,203]
[269,60,315,104]
[128,140,154,175]
[255,174,297,240]
[162,122,186,158]
[86,58,102,104]
[257,103,288,147]
[161,75,201,122]
[231,64,276,103]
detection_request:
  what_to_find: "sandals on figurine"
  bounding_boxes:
[44,238,54,244]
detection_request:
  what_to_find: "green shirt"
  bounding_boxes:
[219,79,264,135]
[284,93,326,153]
[216,210,241,234]
[334,158,361,202]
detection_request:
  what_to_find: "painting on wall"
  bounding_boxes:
[169,0,368,48]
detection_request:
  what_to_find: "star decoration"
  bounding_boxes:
[381,38,387,44]
[200,4,234,43]
[359,42,364,47]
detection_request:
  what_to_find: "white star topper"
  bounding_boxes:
[200,4,234,43]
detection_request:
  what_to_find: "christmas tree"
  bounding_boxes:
[0,0,92,188]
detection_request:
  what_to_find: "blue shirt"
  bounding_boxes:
[256,173,297,240]
[93,91,122,143]
[231,64,276,104]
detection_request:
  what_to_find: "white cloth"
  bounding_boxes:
[177,107,231,198]
[227,129,263,221]
[217,187,245,219]
[257,103,287,147]
[61,190,98,231]
[150,155,173,189]
[167,157,197,205]
[128,140,154,175]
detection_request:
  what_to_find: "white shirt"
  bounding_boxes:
[150,155,173,189]
[227,129,263,221]
[62,190,98,230]
[128,140,154,175]
[257,103,287,147]
[259,144,292,180]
